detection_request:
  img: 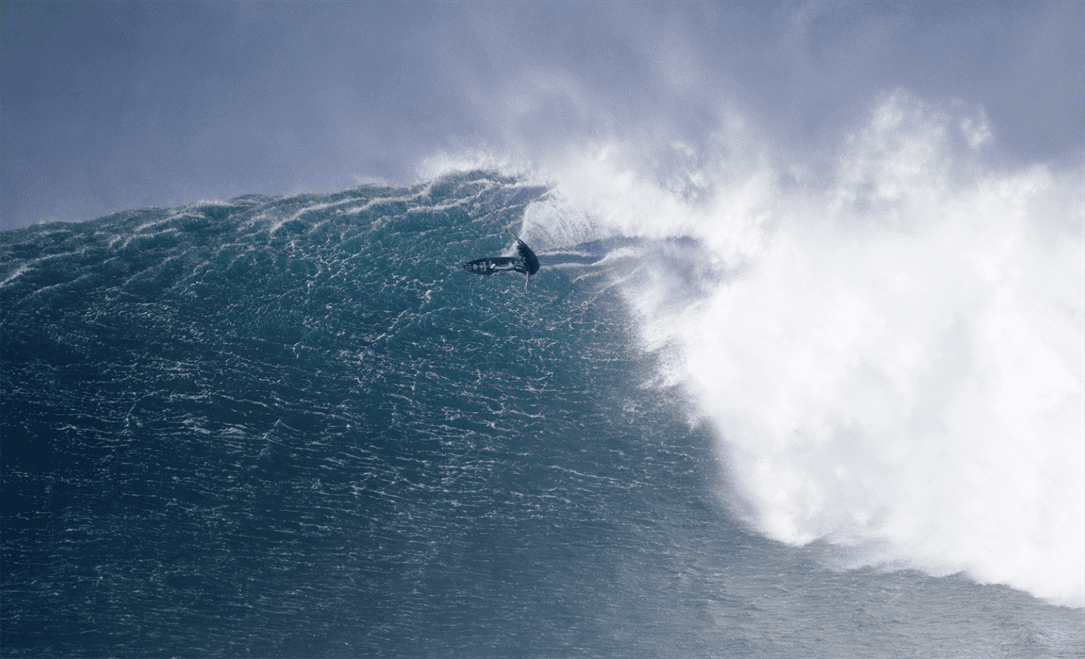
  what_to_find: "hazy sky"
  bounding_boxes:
[2,1,1082,230]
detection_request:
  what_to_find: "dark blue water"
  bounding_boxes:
[2,172,1081,657]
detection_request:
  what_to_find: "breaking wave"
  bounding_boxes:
[471,92,1084,607]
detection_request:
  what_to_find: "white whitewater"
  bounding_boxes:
[506,93,1084,608]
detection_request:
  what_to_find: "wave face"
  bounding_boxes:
[1,166,1082,654]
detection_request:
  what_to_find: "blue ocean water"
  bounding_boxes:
[1,171,1082,657]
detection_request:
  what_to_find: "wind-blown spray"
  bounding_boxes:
[521,93,1084,607]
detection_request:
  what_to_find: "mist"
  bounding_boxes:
[2,1,1081,229]
[512,91,1083,607]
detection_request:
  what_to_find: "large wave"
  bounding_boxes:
[442,93,1084,608]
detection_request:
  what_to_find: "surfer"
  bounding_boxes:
[462,232,540,291]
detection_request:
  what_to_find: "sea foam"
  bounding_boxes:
[517,92,1084,608]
